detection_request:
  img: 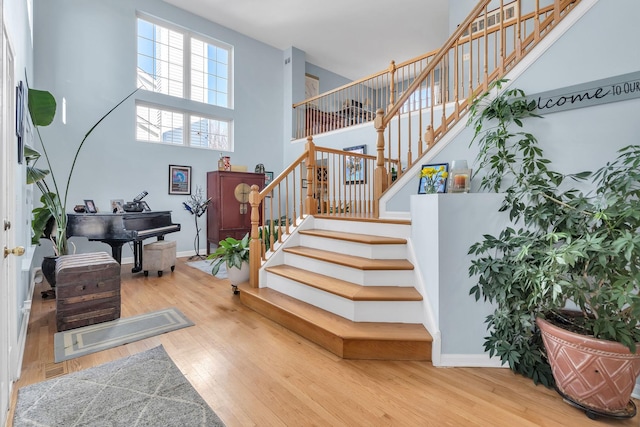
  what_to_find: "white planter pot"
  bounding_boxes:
[227,261,249,286]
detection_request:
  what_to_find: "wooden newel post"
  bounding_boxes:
[305,136,317,216]
[249,184,261,288]
[373,109,387,218]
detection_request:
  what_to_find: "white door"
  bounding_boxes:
[1,14,20,425]
[0,18,10,424]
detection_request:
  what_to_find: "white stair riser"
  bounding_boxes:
[299,235,407,259]
[313,219,411,239]
[353,300,424,323]
[266,272,424,323]
[283,252,415,286]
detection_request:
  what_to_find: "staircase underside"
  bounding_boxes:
[239,285,432,361]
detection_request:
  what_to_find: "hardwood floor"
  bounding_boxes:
[8,257,640,426]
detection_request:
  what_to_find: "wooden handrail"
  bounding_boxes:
[382,0,492,127]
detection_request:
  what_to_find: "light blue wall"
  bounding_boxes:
[32,0,285,261]
[305,62,351,95]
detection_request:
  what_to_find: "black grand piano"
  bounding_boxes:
[67,211,181,273]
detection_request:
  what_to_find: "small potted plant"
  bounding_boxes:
[467,79,640,419]
[207,233,250,293]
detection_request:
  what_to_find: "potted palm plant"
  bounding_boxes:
[207,233,250,294]
[26,87,138,295]
[26,87,138,256]
[467,79,640,420]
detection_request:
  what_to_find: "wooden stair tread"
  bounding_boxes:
[299,229,407,245]
[266,265,422,301]
[284,246,414,270]
[241,286,431,342]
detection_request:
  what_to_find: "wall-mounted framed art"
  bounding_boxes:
[305,73,319,103]
[265,171,274,187]
[169,165,192,195]
[344,144,366,184]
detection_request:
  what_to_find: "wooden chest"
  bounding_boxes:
[55,252,121,331]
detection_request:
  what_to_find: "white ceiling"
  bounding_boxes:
[162,0,451,80]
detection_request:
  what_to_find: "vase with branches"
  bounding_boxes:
[182,185,211,259]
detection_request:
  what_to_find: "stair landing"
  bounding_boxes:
[239,285,432,361]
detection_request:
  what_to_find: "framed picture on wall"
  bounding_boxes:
[344,144,366,184]
[169,165,192,195]
[265,171,274,187]
[305,73,319,105]
[15,81,25,164]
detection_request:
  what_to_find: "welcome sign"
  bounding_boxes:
[526,70,640,115]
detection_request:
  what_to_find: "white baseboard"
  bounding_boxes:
[15,265,39,381]
[438,353,507,368]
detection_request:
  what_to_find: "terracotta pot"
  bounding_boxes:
[537,316,640,417]
[226,261,249,286]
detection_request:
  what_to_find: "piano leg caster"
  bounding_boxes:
[143,271,149,277]
[231,284,239,295]
[171,265,175,272]
[158,271,163,277]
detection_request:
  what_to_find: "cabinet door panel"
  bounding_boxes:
[207,171,265,253]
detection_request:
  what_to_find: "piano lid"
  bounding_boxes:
[67,211,178,241]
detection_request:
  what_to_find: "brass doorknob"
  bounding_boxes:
[3,246,25,258]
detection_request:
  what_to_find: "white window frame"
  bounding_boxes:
[135,101,233,151]
[136,13,233,108]
[136,13,234,151]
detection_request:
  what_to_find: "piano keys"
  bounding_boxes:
[66,211,181,273]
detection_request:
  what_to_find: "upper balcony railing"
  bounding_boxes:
[292,51,442,139]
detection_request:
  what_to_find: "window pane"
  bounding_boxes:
[191,37,230,107]
[190,115,230,150]
[136,18,184,98]
[136,105,184,144]
[216,47,228,64]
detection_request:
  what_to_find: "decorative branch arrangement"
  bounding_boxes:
[182,186,211,259]
[182,186,211,217]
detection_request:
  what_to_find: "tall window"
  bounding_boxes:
[136,16,233,150]
[137,17,231,107]
[191,38,229,107]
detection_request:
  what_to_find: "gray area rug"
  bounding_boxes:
[13,345,225,426]
[54,307,194,363]
[187,259,228,279]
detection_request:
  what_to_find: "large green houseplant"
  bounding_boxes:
[207,233,251,292]
[467,79,640,393]
[25,87,138,255]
